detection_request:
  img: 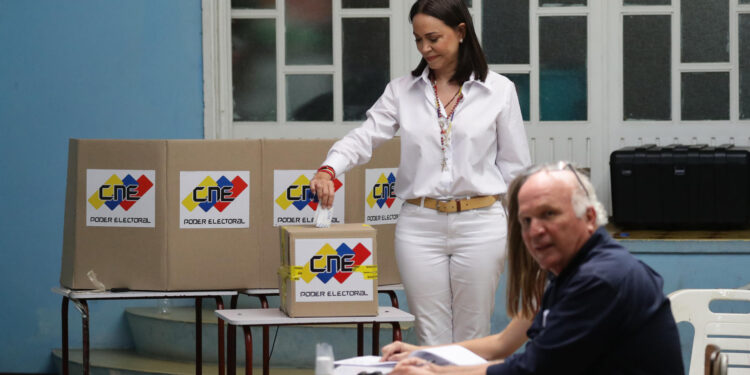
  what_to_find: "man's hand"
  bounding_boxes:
[309,171,335,208]
[381,341,419,362]
[390,358,439,375]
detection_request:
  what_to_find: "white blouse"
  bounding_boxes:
[323,68,531,200]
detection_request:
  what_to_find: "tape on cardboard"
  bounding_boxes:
[353,265,379,280]
[278,265,305,281]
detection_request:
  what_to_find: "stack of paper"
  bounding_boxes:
[333,345,487,375]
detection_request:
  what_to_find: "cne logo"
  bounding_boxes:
[366,172,396,209]
[275,174,342,211]
[300,243,371,284]
[182,175,248,212]
[88,174,153,211]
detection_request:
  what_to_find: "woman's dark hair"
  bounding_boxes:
[409,0,488,83]
[504,170,545,320]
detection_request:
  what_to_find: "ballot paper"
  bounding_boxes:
[334,355,396,367]
[314,206,333,228]
[334,345,486,375]
[404,345,487,366]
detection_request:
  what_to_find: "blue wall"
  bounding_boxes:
[0,0,203,372]
[1,1,749,374]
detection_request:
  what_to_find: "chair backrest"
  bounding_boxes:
[669,289,750,375]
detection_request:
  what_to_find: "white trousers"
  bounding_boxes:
[394,200,507,345]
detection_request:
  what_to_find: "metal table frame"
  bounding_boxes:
[53,287,238,375]
[216,306,415,375]
[228,285,405,375]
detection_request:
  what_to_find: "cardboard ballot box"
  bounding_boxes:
[279,224,378,317]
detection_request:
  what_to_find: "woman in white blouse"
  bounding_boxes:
[310,0,530,345]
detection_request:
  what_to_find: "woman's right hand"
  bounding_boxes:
[381,341,420,362]
[309,171,335,209]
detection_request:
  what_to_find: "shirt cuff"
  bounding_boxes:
[486,362,507,375]
[322,151,349,178]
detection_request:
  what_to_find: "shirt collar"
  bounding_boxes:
[407,67,492,92]
[549,226,609,282]
[408,67,432,88]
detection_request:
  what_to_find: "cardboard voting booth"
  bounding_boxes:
[345,138,402,285]
[61,139,260,290]
[166,140,261,290]
[279,224,378,317]
[61,139,168,290]
[259,139,343,288]
[60,138,401,291]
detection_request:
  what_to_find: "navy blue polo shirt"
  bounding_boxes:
[488,227,684,375]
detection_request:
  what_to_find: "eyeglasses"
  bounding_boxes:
[563,162,590,199]
[522,161,590,198]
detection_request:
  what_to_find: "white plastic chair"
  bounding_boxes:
[669,289,750,375]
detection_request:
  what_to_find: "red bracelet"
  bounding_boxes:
[317,165,335,179]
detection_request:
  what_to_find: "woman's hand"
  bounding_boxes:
[309,171,335,208]
[390,358,439,375]
[381,341,420,362]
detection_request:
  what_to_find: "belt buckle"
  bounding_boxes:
[437,199,460,213]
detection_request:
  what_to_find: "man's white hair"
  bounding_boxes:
[524,161,608,226]
[569,169,608,226]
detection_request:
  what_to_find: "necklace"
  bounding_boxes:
[444,88,461,108]
[432,79,464,171]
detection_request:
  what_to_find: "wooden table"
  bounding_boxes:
[216,307,415,375]
[53,287,237,375]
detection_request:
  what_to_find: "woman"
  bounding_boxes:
[310,0,530,345]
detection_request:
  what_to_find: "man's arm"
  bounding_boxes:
[458,316,531,360]
[490,276,623,374]
[390,357,501,375]
[382,317,532,362]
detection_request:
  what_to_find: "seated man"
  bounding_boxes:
[384,161,684,375]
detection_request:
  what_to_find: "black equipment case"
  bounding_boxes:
[610,144,750,228]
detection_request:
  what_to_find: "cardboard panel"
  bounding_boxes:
[60,139,167,290]
[166,140,261,290]
[347,137,402,285]
[260,139,338,288]
[280,224,378,317]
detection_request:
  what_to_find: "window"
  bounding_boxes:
[612,0,749,148]
[204,0,749,209]
[204,0,400,139]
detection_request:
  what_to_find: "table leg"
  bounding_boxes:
[372,322,380,355]
[257,295,270,375]
[357,323,364,356]
[375,290,401,353]
[383,291,399,308]
[263,325,269,375]
[228,295,239,375]
[62,297,69,375]
[391,322,402,342]
[243,326,254,375]
[80,300,89,375]
[258,295,269,309]
[227,322,236,375]
[215,296,226,375]
[196,297,203,375]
